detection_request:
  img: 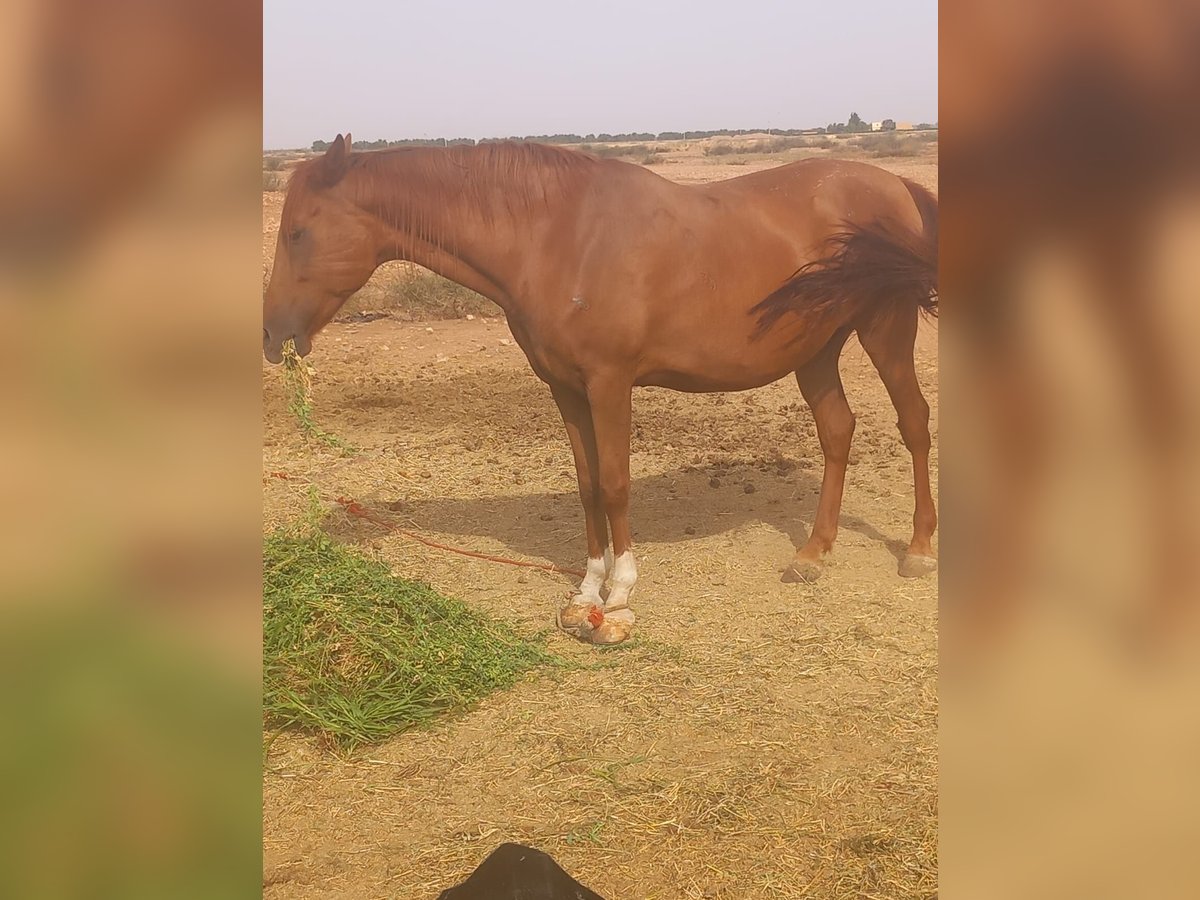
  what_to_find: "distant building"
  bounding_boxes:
[870,121,884,132]
[896,121,915,131]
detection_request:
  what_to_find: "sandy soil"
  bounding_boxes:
[263,146,938,899]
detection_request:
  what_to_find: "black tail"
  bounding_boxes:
[751,178,938,336]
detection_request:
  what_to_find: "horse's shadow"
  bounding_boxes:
[355,463,906,574]
[326,364,910,573]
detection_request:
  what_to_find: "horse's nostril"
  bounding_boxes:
[263,328,271,344]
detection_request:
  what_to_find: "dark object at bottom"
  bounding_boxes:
[437,843,607,900]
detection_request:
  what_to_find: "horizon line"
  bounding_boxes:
[264,121,939,153]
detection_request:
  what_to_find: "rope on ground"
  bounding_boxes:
[265,470,586,579]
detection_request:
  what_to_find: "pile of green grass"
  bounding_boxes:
[263,524,553,749]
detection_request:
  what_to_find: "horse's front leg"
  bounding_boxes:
[581,374,637,644]
[549,384,612,618]
[551,373,636,644]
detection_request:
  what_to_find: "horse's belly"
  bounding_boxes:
[635,364,794,393]
[635,317,838,392]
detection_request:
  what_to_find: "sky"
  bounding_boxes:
[264,0,937,150]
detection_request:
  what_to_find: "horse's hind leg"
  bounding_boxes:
[857,304,938,576]
[784,328,855,582]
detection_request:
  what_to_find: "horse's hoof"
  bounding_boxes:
[782,559,822,583]
[588,618,633,645]
[562,605,634,645]
[899,553,938,578]
[588,606,634,645]
[556,600,594,635]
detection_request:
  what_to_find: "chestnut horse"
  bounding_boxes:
[264,135,938,644]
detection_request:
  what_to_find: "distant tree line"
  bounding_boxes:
[310,120,934,152]
[821,114,939,135]
[823,112,872,134]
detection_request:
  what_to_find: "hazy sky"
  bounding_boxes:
[264,0,937,150]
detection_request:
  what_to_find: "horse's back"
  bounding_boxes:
[702,157,925,232]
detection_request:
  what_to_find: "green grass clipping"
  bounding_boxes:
[264,523,553,749]
[280,342,357,454]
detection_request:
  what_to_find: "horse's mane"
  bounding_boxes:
[280,141,605,273]
[289,142,598,231]
[355,140,596,174]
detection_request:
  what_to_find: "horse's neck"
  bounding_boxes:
[352,147,589,310]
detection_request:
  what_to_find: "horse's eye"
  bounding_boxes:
[289,228,305,242]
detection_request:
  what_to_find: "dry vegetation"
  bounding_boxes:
[341,266,494,322]
[850,131,938,158]
[262,139,938,899]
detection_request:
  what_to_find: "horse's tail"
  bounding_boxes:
[750,177,938,337]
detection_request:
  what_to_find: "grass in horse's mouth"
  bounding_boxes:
[263,513,556,750]
[279,340,356,455]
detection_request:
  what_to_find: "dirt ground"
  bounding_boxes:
[263,143,938,899]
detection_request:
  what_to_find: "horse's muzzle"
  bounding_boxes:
[262,327,312,364]
[263,328,284,364]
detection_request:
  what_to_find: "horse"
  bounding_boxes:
[263,134,938,644]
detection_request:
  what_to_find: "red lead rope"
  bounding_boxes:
[333,497,588,579]
[264,471,586,578]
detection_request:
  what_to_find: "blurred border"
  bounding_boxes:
[3,0,1199,896]
[0,1,263,896]
[942,1,1200,897]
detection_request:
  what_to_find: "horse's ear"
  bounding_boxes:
[318,133,352,186]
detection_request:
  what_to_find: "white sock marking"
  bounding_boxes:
[606,550,637,611]
[577,556,606,605]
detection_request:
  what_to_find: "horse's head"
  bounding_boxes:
[263,134,381,363]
